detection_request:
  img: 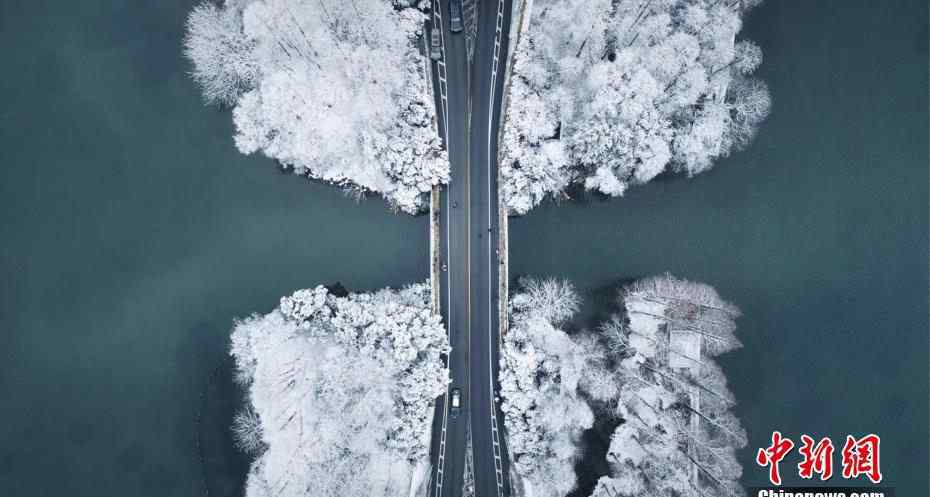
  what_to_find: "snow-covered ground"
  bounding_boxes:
[185,0,447,213]
[230,282,449,497]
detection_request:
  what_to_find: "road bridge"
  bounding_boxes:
[425,1,514,496]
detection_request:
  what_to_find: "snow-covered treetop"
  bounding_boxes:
[509,276,581,326]
[623,273,743,360]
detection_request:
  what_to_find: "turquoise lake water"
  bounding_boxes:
[0,0,926,495]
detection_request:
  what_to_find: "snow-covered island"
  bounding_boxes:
[184,0,447,213]
[501,275,746,497]
[501,0,770,213]
[229,283,448,497]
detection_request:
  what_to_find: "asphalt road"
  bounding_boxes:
[426,1,514,497]
[427,1,471,496]
[467,1,513,496]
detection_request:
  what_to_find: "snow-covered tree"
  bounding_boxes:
[500,278,609,497]
[622,273,742,358]
[501,0,770,213]
[184,2,259,106]
[231,282,449,497]
[184,0,447,213]
[592,274,746,497]
[503,275,746,497]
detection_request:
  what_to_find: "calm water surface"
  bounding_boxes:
[0,1,427,495]
[0,0,926,496]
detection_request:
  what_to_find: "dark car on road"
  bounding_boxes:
[450,388,462,417]
[449,0,463,33]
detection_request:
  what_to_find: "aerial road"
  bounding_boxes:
[427,1,514,497]
[426,0,472,496]
[466,0,513,496]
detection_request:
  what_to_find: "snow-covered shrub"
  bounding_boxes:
[231,407,264,454]
[185,0,447,213]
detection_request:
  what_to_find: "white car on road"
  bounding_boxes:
[450,388,462,417]
[430,28,441,60]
